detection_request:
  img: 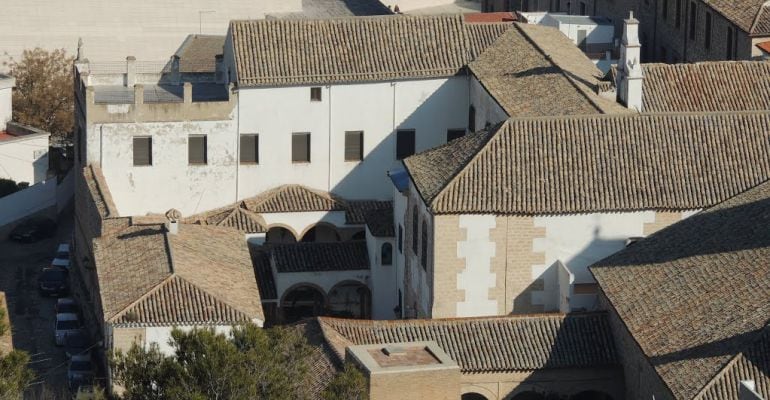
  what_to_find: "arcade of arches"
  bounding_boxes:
[280,281,371,323]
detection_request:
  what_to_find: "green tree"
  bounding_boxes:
[322,362,368,400]
[111,323,348,400]
[3,48,74,138]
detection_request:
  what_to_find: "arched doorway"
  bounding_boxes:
[510,392,546,400]
[327,281,371,319]
[570,391,614,400]
[266,226,297,244]
[281,284,325,323]
[301,223,341,242]
[462,393,488,400]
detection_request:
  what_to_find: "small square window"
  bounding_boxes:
[188,135,207,165]
[292,132,311,163]
[133,136,152,166]
[447,129,465,142]
[240,134,259,164]
[396,129,415,160]
[344,131,364,161]
[310,87,322,102]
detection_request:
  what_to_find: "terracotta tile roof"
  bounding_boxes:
[230,15,510,87]
[757,41,770,53]
[699,327,770,399]
[291,319,343,397]
[175,35,225,73]
[404,112,770,215]
[185,204,267,233]
[753,5,770,34]
[464,22,512,59]
[95,223,263,325]
[590,179,770,400]
[111,275,251,326]
[608,62,770,113]
[316,313,618,373]
[698,0,769,34]
[243,184,346,213]
[84,165,119,219]
[267,0,393,19]
[271,241,370,272]
[250,247,277,301]
[345,200,394,237]
[464,12,517,23]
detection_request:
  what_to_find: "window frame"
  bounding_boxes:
[188,135,208,165]
[291,132,311,163]
[344,131,364,162]
[381,243,393,266]
[310,87,322,102]
[396,129,416,160]
[240,134,259,164]
[132,136,153,167]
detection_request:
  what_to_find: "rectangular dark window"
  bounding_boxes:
[398,225,403,254]
[447,129,465,142]
[344,131,364,161]
[188,135,207,165]
[726,26,734,59]
[468,105,476,131]
[292,132,311,163]
[310,87,322,102]
[579,1,586,14]
[240,134,259,164]
[396,129,415,160]
[689,2,697,40]
[662,0,668,19]
[705,12,712,49]
[676,0,682,28]
[133,136,152,166]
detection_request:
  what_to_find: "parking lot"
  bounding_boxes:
[0,208,75,397]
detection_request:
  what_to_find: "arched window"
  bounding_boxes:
[381,243,393,266]
[421,221,428,269]
[411,206,418,254]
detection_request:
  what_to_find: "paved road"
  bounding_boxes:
[0,207,74,398]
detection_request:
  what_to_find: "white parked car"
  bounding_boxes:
[51,243,71,270]
[55,313,80,346]
[56,297,78,315]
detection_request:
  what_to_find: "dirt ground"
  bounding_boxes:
[0,206,75,397]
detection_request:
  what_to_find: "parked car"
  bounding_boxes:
[38,268,69,297]
[67,355,95,391]
[64,330,92,359]
[51,243,71,270]
[9,217,57,243]
[56,297,78,315]
[55,313,80,346]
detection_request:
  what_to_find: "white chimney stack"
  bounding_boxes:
[165,209,182,235]
[617,12,643,111]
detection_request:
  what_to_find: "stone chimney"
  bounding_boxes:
[617,12,643,111]
[0,75,15,131]
[165,209,182,235]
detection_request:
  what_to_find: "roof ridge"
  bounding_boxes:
[749,3,770,34]
[230,14,461,25]
[108,274,176,322]
[318,311,603,326]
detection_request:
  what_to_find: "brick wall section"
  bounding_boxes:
[432,215,464,318]
[643,211,681,236]
[599,293,674,400]
[503,216,546,314]
[368,368,461,400]
[111,327,146,354]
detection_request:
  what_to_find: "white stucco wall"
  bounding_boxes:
[367,230,399,320]
[469,76,508,131]
[0,134,50,184]
[540,15,614,46]
[456,214,497,317]
[0,0,301,66]
[260,210,348,241]
[0,81,13,131]
[273,268,370,304]
[93,117,239,217]
[236,77,470,201]
[392,185,408,318]
[144,325,234,356]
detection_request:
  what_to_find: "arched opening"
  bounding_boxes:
[570,391,614,400]
[266,226,297,244]
[281,284,325,323]
[301,223,341,243]
[327,281,371,319]
[510,392,546,400]
[350,230,366,241]
[381,242,393,265]
[462,393,488,400]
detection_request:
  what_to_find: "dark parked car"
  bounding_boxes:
[38,268,69,297]
[65,330,92,359]
[9,217,57,243]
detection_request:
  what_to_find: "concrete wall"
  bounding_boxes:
[540,15,615,49]
[237,77,470,201]
[0,0,301,66]
[0,169,73,230]
[0,134,49,185]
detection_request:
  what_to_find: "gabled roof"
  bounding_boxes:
[607,61,770,113]
[345,200,394,237]
[271,241,370,272]
[404,111,770,215]
[230,15,510,87]
[243,184,346,213]
[312,313,618,373]
[701,0,770,35]
[266,0,393,19]
[185,204,267,233]
[95,223,263,325]
[590,179,770,399]
[469,23,627,117]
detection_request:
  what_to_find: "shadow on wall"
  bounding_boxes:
[329,78,469,199]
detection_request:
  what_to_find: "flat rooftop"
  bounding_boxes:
[93,83,229,105]
[347,341,459,374]
[549,14,613,25]
[368,345,441,368]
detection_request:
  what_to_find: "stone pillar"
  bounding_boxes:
[126,56,136,87]
[617,12,643,111]
[134,84,144,105]
[183,82,192,104]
